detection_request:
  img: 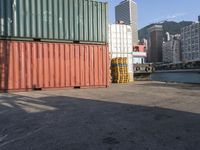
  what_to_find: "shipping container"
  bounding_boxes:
[0,0,108,43]
[0,40,109,92]
[108,24,133,81]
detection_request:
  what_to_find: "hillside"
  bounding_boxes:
[138,21,194,40]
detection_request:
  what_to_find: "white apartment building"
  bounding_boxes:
[115,0,138,45]
[181,20,200,61]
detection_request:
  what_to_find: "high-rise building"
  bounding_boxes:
[181,17,200,61]
[115,0,138,45]
[162,35,181,63]
[147,25,163,63]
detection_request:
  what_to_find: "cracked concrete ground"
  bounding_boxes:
[0,81,200,150]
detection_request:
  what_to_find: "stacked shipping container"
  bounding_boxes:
[0,0,109,92]
[0,0,108,43]
[108,24,134,81]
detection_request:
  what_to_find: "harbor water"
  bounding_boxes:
[151,72,200,84]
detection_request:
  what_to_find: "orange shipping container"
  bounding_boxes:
[0,40,109,92]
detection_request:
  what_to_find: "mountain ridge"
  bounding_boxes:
[138,21,194,40]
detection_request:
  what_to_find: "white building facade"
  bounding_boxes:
[132,52,147,64]
[181,22,200,61]
[108,24,133,80]
[115,0,138,45]
[132,44,147,64]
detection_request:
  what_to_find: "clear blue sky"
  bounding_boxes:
[102,0,200,29]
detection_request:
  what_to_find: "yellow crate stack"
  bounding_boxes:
[111,57,130,83]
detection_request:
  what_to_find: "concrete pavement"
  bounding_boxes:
[0,81,200,150]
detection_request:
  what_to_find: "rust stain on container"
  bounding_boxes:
[0,40,109,92]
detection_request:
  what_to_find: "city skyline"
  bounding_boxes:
[103,0,200,29]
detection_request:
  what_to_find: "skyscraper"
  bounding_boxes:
[115,0,138,45]
[147,25,163,63]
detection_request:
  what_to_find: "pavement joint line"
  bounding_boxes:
[0,127,44,148]
[0,135,8,142]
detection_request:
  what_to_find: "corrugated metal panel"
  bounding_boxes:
[108,24,133,74]
[108,24,133,54]
[0,0,108,43]
[0,40,109,92]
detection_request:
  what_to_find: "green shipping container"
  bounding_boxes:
[0,0,108,43]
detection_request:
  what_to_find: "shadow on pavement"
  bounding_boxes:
[0,93,200,150]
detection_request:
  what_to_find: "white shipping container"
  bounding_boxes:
[108,24,133,74]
